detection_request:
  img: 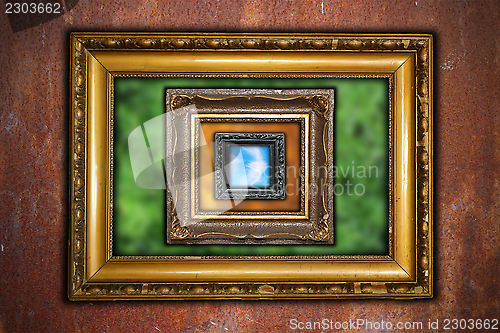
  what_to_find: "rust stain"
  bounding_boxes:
[0,0,500,331]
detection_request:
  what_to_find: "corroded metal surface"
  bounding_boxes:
[0,0,499,331]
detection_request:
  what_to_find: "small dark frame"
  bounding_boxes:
[214,132,286,200]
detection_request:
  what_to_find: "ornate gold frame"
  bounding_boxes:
[69,33,433,299]
[165,89,334,245]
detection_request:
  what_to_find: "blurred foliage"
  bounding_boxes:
[114,78,388,256]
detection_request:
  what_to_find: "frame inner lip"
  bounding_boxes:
[191,112,310,219]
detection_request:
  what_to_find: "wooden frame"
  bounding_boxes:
[165,88,334,245]
[69,33,433,299]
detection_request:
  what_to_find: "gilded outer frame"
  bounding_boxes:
[165,88,334,245]
[69,33,433,300]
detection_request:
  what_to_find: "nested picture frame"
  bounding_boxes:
[165,89,334,245]
[214,132,286,200]
[69,32,433,300]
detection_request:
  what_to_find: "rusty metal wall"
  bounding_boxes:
[0,0,499,331]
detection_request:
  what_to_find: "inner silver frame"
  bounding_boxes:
[214,132,286,200]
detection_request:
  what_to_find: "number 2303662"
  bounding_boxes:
[442,318,498,330]
[5,2,61,14]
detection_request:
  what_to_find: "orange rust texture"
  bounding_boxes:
[0,0,499,331]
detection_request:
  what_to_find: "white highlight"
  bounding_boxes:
[241,146,267,187]
[228,149,248,187]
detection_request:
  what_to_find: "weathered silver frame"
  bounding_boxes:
[214,132,286,200]
[165,88,334,245]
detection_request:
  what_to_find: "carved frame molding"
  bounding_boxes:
[214,132,286,200]
[69,33,433,300]
[165,89,333,244]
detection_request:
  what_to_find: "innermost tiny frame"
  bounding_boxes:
[214,132,286,200]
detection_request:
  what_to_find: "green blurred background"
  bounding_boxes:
[114,77,388,256]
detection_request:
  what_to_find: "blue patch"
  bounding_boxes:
[227,145,271,188]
